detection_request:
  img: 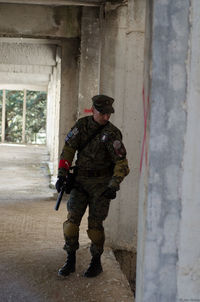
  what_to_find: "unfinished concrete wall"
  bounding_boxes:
[100,0,146,252]
[136,1,192,301]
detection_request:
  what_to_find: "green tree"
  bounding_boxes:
[26,90,47,144]
[5,90,23,143]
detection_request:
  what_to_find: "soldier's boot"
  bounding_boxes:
[84,255,102,278]
[58,252,76,277]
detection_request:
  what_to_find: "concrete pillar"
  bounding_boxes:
[77,7,101,118]
[22,89,26,143]
[46,47,61,184]
[136,1,190,301]
[177,1,200,300]
[1,89,6,142]
[46,39,79,183]
[59,39,79,156]
[100,0,146,252]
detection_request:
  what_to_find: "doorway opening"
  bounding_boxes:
[0,89,47,145]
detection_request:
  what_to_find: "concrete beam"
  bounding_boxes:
[0,64,53,74]
[0,43,56,66]
[0,72,50,85]
[0,5,81,39]
[0,84,47,91]
[0,38,61,45]
[0,0,104,6]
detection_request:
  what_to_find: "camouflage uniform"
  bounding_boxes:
[58,115,129,257]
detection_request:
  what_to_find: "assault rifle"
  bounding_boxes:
[54,169,76,211]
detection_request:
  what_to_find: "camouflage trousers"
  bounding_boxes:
[63,176,111,257]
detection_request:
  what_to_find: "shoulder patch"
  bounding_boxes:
[65,127,79,142]
[113,140,127,157]
[72,127,79,135]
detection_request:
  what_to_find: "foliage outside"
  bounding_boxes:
[0,90,47,144]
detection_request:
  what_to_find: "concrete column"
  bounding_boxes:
[100,0,146,252]
[22,89,26,143]
[59,39,79,156]
[46,47,61,184]
[77,7,101,118]
[136,1,190,301]
[1,89,6,143]
[177,1,200,300]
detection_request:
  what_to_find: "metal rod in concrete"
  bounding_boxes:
[22,89,27,143]
[1,89,6,143]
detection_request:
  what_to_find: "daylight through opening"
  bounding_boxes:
[0,89,47,144]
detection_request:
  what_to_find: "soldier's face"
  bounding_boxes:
[92,107,111,125]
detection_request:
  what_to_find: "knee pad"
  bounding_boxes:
[63,220,79,238]
[87,228,105,245]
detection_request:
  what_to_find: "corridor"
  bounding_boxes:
[0,144,134,302]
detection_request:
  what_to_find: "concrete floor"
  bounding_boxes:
[0,144,134,302]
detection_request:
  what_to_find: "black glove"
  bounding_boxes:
[55,176,66,193]
[64,172,75,194]
[102,187,117,200]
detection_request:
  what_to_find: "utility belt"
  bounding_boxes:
[77,167,112,178]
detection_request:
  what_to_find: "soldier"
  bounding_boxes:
[56,94,129,278]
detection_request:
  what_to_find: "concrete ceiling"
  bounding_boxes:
[0,38,59,92]
[0,0,114,91]
[0,0,105,6]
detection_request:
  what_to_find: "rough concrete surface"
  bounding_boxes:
[0,144,134,302]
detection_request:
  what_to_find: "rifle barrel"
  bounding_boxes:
[54,188,65,211]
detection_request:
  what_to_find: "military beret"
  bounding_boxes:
[92,94,115,114]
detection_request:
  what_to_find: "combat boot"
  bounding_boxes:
[58,252,76,277]
[84,255,103,278]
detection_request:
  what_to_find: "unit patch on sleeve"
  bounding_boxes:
[113,140,127,157]
[65,127,79,142]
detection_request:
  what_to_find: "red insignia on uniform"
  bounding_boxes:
[59,159,71,170]
[113,140,126,157]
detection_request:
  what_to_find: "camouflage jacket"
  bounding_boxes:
[58,116,129,190]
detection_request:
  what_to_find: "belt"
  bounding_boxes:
[77,168,112,177]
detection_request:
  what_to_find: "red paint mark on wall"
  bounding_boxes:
[140,87,150,173]
[84,108,92,113]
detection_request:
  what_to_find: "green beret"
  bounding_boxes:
[92,94,115,114]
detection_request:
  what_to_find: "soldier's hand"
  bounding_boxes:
[55,176,66,193]
[102,187,117,200]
